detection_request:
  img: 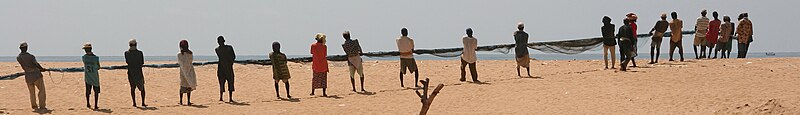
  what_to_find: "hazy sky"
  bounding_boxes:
[1,0,796,56]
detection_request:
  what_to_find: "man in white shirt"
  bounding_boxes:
[461,28,479,83]
[396,28,419,88]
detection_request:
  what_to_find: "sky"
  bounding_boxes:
[1,0,797,56]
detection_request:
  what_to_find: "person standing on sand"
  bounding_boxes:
[668,11,685,61]
[17,41,48,110]
[461,28,479,82]
[81,42,101,110]
[178,40,197,105]
[706,11,721,59]
[514,23,532,77]
[617,18,635,71]
[397,28,420,87]
[215,36,236,102]
[736,13,753,58]
[270,41,292,98]
[341,31,367,92]
[694,10,710,59]
[601,16,617,69]
[717,15,734,59]
[648,13,670,64]
[124,39,147,107]
[625,13,639,67]
[310,33,329,96]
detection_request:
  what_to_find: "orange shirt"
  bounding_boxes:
[310,42,329,72]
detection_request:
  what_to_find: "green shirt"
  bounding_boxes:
[83,54,101,86]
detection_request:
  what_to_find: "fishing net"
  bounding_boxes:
[1,31,695,79]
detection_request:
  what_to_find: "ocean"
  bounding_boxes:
[1,52,798,62]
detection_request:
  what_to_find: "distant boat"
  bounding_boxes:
[766,52,776,56]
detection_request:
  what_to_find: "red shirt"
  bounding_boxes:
[706,19,721,44]
[310,42,328,72]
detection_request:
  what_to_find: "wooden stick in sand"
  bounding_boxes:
[415,78,444,115]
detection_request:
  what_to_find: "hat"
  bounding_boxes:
[82,42,92,49]
[128,39,137,46]
[19,41,28,48]
[661,13,667,18]
[626,12,638,20]
[315,33,327,41]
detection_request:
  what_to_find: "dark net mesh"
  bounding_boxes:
[1,31,695,79]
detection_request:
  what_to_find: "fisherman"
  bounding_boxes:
[648,13,670,64]
[601,16,617,69]
[341,31,367,92]
[82,42,101,110]
[707,11,721,58]
[736,13,753,58]
[310,33,329,96]
[215,36,236,102]
[694,10,710,59]
[625,12,639,67]
[617,18,635,71]
[668,11,685,61]
[17,41,48,110]
[270,41,292,98]
[461,28,480,82]
[717,15,734,58]
[397,28,420,87]
[514,23,532,77]
[124,39,147,107]
[178,40,197,105]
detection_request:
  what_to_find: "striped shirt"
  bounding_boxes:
[695,17,710,37]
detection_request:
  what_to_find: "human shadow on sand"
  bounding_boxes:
[322,95,343,99]
[468,81,492,85]
[520,76,544,79]
[188,104,209,108]
[32,108,53,114]
[94,108,113,113]
[225,101,251,106]
[356,91,376,95]
[279,97,301,102]
[136,106,158,111]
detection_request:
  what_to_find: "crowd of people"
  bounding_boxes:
[14,10,753,111]
[601,10,754,71]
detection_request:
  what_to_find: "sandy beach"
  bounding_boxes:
[1,58,799,114]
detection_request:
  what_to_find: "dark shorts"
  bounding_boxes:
[217,71,235,92]
[400,58,418,74]
[128,77,145,90]
[720,41,732,51]
[85,83,100,94]
[180,86,193,93]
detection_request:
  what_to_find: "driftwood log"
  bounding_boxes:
[415,78,444,115]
